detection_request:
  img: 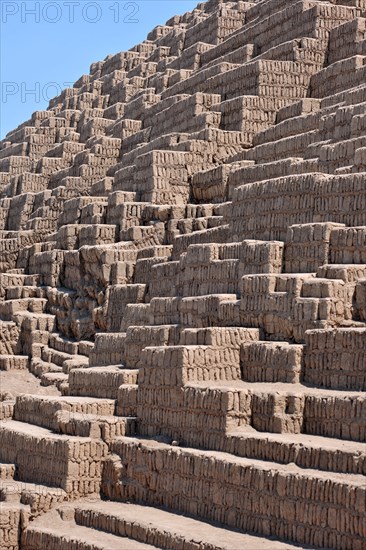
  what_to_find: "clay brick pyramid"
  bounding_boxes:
[1,0,366,548]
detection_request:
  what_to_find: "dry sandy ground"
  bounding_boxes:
[0,369,59,399]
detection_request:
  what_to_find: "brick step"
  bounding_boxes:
[62,355,89,374]
[1,502,30,550]
[41,346,75,367]
[0,463,16,480]
[0,355,29,371]
[240,341,303,384]
[190,381,366,441]
[22,507,158,550]
[89,332,126,367]
[142,344,243,383]
[180,326,260,346]
[175,215,226,234]
[67,366,138,398]
[0,298,47,320]
[301,277,349,298]
[103,437,366,550]
[123,324,182,368]
[49,333,79,355]
[253,110,321,146]
[13,312,56,332]
[72,500,302,550]
[0,478,67,516]
[30,357,61,377]
[2,270,25,275]
[304,326,366,391]
[244,130,319,164]
[0,397,15,421]
[0,420,108,497]
[77,341,94,357]
[0,273,39,289]
[14,395,136,442]
[40,372,69,389]
[138,379,366,446]
[224,427,366,476]
[226,157,319,192]
[13,394,117,431]
[5,285,45,300]
[57,412,137,442]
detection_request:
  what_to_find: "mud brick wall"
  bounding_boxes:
[148,261,179,299]
[80,201,107,225]
[205,60,315,100]
[303,394,366,441]
[58,197,102,227]
[180,326,259,346]
[133,257,167,285]
[257,37,326,68]
[78,244,132,288]
[329,226,366,264]
[202,1,357,67]
[355,279,366,321]
[28,249,65,287]
[106,200,148,230]
[104,439,366,550]
[241,341,303,383]
[121,302,151,331]
[229,173,366,241]
[327,17,366,65]
[168,41,213,70]
[137,385,252,444]
[0,199,11,231]
[238,239,284,274]
[0,232,43,273]
[0,322,21,354]
[284,222,345,273]
[116,384,138,417]
[0,157,31,175]
[184,8,246,48]
[224,429,366,476]
[251,392,305,434]
[0,400,15,421]
[310,55,366,99]
[89,332,127,366]
[78,225,117,248]
[178,257,240,296]
[304,328,366,390]
[239,273,323,342]
[140,345,242,386]
[214,96,286,137]
[105,284,145,331]
[13,395,115,431]
[0,425,108,497]
[171,225,230,260]
[162,62,237,98]
[149,92,221,134]
[124,324,180,368]
[0,505,27,549]
[6,194,35,232]
[55,225,81,251]
[134,150,206,205]
[191,164,231,202]
[68,367,136,399]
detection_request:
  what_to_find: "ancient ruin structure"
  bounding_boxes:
[0,0,366,547]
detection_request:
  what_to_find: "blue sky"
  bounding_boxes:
[0,0,199,139]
